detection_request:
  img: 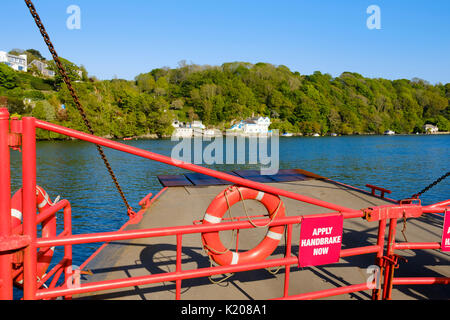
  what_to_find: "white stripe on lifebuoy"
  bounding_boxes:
[11,209,23,222]
[231,252,239,265]
[255,192,265,201]
[37,192,49,209]
[267,231,283,241]
[204,213,222,224]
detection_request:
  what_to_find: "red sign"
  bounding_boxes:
[441,211,450,252]
[298,213,344,267]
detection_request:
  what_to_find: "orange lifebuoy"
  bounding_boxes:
[11,186,57,287]
[201,186,285,266]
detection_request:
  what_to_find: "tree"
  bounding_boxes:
[48,57,81,87]
[170,98,184,110]
[0,57,448,139]
[135,73,156,93]
[0,64,18,89]
[7,97,29,115]
[26,49,45,60]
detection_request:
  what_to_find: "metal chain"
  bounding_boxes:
[412,171,450,199]
[24,0,134,215]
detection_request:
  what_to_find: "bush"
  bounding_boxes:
[7,96,30,115]
[24,90,45,100]
[0,64,18,89]
[30,78,53,91]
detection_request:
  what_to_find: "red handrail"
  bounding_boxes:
[1,110,448,301]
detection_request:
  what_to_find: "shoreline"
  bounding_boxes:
[36,131,450,142]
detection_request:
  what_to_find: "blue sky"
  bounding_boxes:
[1,0,449,83]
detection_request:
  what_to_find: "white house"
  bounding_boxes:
[227,117,272,135]
[243,116,271,135]
[172,120,207,138]
[28,60,55,77]
[0,51,27,72]
[423,124,438,134]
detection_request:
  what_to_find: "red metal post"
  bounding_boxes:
[175,234,182,300]
[235,217,240,253]
[0,108,13,300]
[372,218,387,300]
[63,203,73,300]
[366,184,391,199]
[22,117,37,300]
[382,218,398,300]
[283,224,293,297]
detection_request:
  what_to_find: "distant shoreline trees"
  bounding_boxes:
[0,56,449,140]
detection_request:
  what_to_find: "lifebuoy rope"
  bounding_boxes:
[203,186,287,283]
[235,186,283,229]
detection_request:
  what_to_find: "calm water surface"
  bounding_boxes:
[9,134,449,278]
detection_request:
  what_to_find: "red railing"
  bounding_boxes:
[366,184,392,199]
[0,109,448,300]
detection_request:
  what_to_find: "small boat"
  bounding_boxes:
[384,130,395,135]
[282,133,293,137]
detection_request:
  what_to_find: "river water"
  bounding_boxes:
[9,134,449,293]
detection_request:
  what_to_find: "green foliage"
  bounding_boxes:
[30,78,53,91]
[0,59,449,139]
[24,90,45,100]
[6,96,30,115]
[48,57,82,87]
[26,49,45,60]
[0,64,18,89]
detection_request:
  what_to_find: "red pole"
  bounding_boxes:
[423,200,450,210]
[283,224,293,297]
[394,242,441,250]
[22,117,37,300]
[273,282,371,300]
[63,203,72,300]
[392,277,450,285]
[372,218,387,300]
[175,234,182,300]
[0,108,13,300]
[382,218,398,300]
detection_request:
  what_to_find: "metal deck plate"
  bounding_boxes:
[157,175,193,187]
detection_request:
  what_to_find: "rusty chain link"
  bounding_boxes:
[24,0,134,216]
[412,171,449,199]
